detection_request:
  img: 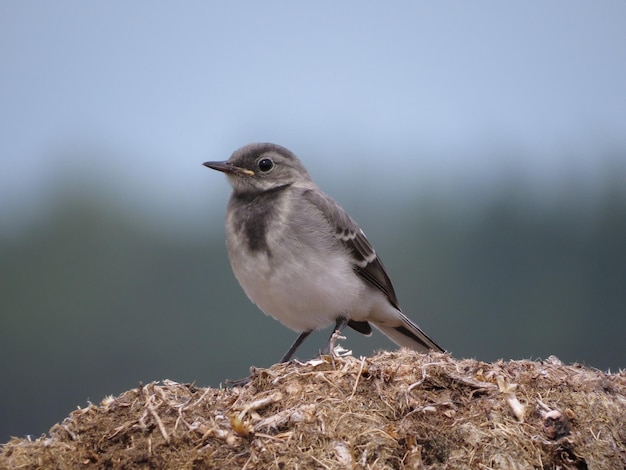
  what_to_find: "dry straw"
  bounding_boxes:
[2,349,625,469]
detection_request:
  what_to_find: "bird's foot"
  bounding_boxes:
[321,329,347,356]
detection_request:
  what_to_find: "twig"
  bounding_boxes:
[143,386,170,443]
[349,356,367,400]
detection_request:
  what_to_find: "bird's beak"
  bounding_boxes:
[203,161,255,176]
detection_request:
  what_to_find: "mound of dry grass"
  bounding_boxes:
[2,350,625,469]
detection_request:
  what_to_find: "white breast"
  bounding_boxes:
[225,191,365,332]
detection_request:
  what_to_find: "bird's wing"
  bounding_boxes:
[300,186,445,353]
[300,187,401,311]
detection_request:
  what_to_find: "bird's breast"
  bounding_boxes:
[224,200,364,332]
[226,185,292,254]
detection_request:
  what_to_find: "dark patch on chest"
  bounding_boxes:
[229,184,291,253]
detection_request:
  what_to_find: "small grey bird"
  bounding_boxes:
[204,143,444,363]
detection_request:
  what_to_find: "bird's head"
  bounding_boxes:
[204,143,311,193]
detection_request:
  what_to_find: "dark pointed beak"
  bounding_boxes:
[203,161,255,176]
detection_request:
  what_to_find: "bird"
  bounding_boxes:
[203,143,444,364]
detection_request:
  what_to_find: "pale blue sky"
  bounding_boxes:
[2,2,626,230]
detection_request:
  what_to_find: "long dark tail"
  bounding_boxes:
[374,313,444,353]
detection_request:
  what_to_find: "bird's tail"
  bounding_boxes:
[374,313,444,353]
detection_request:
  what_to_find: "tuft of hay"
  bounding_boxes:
[2,350,625,469]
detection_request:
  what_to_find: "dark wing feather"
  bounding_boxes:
[348,320,372,335]
[301,188,401,310]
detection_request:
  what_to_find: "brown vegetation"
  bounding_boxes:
[2,350,625,469]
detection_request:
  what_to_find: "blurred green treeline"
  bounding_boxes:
[1,158,625,442]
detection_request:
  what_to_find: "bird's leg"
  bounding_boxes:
[321,317,349,356]
[226,330,313,387]
[279,330,312,363]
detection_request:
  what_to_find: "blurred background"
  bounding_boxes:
[1,2,625,442]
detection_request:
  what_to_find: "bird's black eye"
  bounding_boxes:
[258,158,274,172]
